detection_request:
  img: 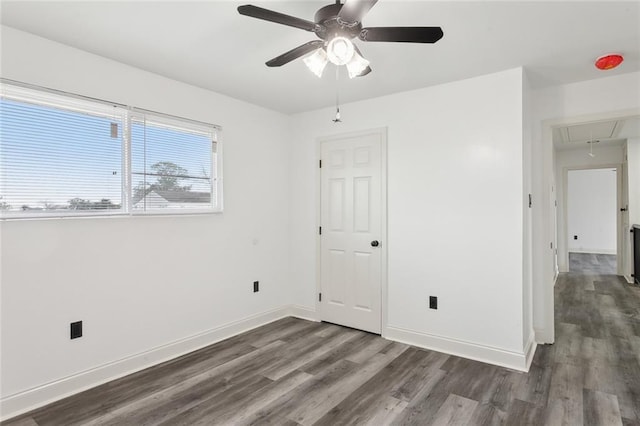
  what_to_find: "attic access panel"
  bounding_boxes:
[559,120,621,143]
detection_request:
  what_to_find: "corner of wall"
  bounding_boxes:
[384,325,532,372]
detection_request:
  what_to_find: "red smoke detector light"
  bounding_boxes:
[595,54,623,70]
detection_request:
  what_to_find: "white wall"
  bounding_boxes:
[531,71,640,342]
[628,139,640,281]
[628,139,640,228]
[290,68,529,368]
[555,146,623,270]
[567,168,617,254]
[0,26,292,417]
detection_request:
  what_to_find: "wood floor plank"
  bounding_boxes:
[0,419,38,426]
[361,396,408,426]
[238,359,360,426]
[466,402,507,426]
[583,389,623,426]
[504,398,545,425]
[545,362,584,425]
[430,393,478,426]
[261,327,362,380]
[313,347,439,425]
[389,369,449,425]
[213,370,313,425]
[299,332,380,375]
[283,352,404,425]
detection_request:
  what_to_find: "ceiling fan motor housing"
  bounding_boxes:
[314,4,362,41]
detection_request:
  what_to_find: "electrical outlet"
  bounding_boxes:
[70,321,83,339]
[429,296,438,310]
[253,281,259,293]
[574,235,578,240]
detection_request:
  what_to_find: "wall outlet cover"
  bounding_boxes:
[70,321,83,339]
[429,296,438,310]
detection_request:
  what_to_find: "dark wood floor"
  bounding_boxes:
[4,272,640,425]
[569,252,617,274]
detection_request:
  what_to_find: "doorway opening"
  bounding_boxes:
[566,167,618,274]
[537,110,639,344]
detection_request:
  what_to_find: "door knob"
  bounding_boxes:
[371,240,380,247]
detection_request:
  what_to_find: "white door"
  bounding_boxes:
[319,130,384,334]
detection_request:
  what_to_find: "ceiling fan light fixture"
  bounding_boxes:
[346,51,370,78]
[326,36,355,65]
[303,48,329,77]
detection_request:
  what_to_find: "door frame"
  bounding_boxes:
[561,164,623,274]
[538,108,640,344]
[315,127,388,335]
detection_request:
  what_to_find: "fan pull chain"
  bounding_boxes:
[333,65,342,123]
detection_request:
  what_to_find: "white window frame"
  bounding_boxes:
[0,80,223,219]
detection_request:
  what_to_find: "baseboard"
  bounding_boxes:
[524,333,538,370]
[535,327,554,344]
[0,306,291,422]
[623,275,634,284]
[288,305,319,322]
[384,325,530,372]
[568,249,616,255]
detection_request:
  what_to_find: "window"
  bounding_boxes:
[131,112,218,213]
[0,82,221,218]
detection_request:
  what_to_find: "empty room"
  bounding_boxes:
[1,1,639,425]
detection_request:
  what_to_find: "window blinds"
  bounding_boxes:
[0,82,221,218]
[0,84,126,217]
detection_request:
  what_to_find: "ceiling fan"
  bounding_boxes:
[237,0,443,78]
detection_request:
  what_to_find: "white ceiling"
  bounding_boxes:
[1,1,639,114]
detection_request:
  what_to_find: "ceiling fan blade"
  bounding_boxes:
[238,5,319,32]
[266,40,325,67]
[359,26,444,43]
[338,0,378,24]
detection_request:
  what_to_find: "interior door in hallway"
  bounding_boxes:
[319,130,385,334]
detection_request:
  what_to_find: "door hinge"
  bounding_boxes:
[319,226,322,235]
[319,159,322,168]
[319,292,322,302]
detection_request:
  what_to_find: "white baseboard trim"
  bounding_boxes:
[623,274,634,284]
[384,325,530,372]
[568,248,616,255]
[288,305,319,322]
[524,333,538,370]
[535,327,554,344]
[0,306,291,422]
